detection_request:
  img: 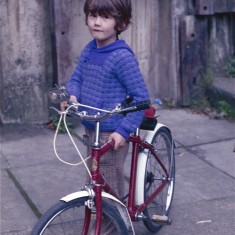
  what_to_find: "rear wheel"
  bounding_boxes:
[31,196,129,235]
[143,127,175,232]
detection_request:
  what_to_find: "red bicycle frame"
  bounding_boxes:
[127,134,169,220]
[82,140,115,235]
[82,128,169,235]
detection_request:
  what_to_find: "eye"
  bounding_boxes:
[89,13,97,18]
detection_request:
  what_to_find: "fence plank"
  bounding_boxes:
[179,15,209,105]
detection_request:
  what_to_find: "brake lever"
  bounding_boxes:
[48,85,70,104]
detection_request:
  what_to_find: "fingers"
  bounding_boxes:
[70,95,77,103]
[113,141,122,151]
[60,101,67,111]
[60,96,77,111]
[108,134,118,150]
[109,132,126,150]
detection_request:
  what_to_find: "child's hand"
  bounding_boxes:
[60,101,67,111]
[70,95,77,103]
[60,95,77,111]
[108,132,126,150]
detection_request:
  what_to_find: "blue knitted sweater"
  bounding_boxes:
[67,39,149,139]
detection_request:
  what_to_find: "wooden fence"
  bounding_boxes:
[0,0,234,124]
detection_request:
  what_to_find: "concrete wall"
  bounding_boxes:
[0,0,52,124]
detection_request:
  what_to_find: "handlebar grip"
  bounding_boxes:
[120,99,151,114]
[134,100,151,110]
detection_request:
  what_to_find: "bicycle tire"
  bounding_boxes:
[143,127,175,232]
[31,196,129,235]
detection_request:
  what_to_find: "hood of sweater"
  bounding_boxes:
[84,39,134,65]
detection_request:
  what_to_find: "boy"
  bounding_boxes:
[64,0,149,199]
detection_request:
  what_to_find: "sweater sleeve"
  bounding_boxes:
[114,50,150,138]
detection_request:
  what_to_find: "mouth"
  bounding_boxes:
[93,29,102,33]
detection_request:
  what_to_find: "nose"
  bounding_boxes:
[94,16,102,26]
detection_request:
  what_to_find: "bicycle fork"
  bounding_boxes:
[82,140,115,235]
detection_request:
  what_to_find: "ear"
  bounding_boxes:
[118,22,127,32]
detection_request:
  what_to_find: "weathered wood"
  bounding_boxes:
[194,0,214,15]
[50,0,177,102]
[50,0,91,86]
[209,13,235,72]
[193,0,235,15]
[0,0,234,123]
[214,0,235,13]
[179,15,209,105]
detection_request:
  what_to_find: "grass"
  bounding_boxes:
[46,115,74,133]
[188,63,235,120]
[224,56,235,78]
[217,100,235,119]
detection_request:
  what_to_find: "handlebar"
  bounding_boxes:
[48,86,150,173]
[48,86,150,122]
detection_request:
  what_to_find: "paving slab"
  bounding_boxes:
[134,195,235,235]
[1,126,86,169]
[1,170,37,235]
[188,139,235,178]
[1,109,235,235]
[155,196,235,235]
[12,163,87,213]
[128,141,235,235]
[156,109,235,146]
[173,149,234,204]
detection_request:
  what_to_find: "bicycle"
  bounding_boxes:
[31,86,175,235]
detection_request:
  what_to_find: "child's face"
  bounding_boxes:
[87,13,117,48]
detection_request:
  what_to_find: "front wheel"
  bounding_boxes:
[31,196,129,235]
[143,127,175,232]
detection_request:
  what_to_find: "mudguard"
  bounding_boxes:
[135,123,170,205]
[60,191,135,235]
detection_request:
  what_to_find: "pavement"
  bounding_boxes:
[1,106,235,235]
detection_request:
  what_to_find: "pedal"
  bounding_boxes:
[152,215,172,225]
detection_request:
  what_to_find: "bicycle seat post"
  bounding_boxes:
[135,128,140,136]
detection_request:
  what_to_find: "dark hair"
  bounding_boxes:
[84,0,132,35]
